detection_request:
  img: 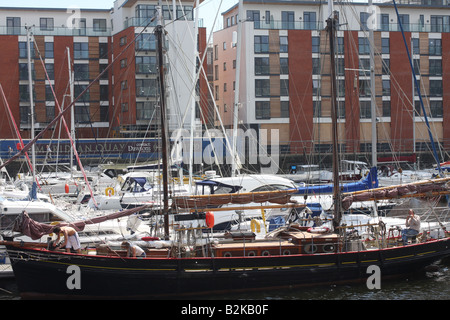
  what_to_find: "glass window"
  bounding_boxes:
[136,56,157,74]
[360,101,371,118]
[40,18,54,31]
[304,12,316,30]
[359,37,370,55]
[93,19,107,32]
[381,38,389,54]
[280,36,288,53]
[282,11,295,29]
[382,80,390,96]
[280,79,289,96]
[136,101,158,120]
[45,42,54,58]
[280,57,289,74]
[429,59,442,76]
[280,101,289,118]
[254,35,269,53]
[429,39,442,56]
[429,80,442,97]
[430,100,443,117]
[359,79,371,97]
[312,58,321,75]
[74,64,89,81]
[255,57,269,75]
[136,33,157,51]
[255,101,270,119]
[7,17,20,35]
[255,79,270,97]
[74,42,89,59]
[136,79,157,97]
[312,36,320,53]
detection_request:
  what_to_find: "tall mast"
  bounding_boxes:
[26,26,36,184]
[369,0,377,168]
[155,6,170,239]
[326,9,342,229]
[67,48,75,178]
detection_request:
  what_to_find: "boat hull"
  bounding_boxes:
[6,238,450,299]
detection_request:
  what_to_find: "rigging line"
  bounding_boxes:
[0,17,158,171]
[33,39,98,207]
[392,0,441,173]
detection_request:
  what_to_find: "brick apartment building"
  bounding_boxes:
[0,0,209,143]
[213,0,450,161]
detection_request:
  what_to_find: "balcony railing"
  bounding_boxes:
[1,25,111,36]
[251,20,450,32]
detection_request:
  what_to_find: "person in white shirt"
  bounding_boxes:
[401,209,421,245]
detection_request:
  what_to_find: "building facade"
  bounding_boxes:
[0,0,208,143]
[213,0,450,161]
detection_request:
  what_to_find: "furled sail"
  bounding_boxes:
[12,205,151,240]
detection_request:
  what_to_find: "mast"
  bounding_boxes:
[67,48,75,179]
[26,26,36,185]
[326,7,342,229]
[155,6,170,239]
[231,0,244,177]
[368,0,377,168]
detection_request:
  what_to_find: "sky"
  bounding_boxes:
[1,0,239,36]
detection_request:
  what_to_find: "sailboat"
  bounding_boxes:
[1,5,449,299]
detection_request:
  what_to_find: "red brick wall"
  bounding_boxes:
[288,30,313,154]
[389,31,413,152]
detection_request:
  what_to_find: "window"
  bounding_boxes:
[312,36,320,53]
[312,79,320,95]
[337,58,344,76]
[255,79,270,97]
[304,12,316,30]
[382,100,391,117]
[136,101,157,120]
[382,59,390,75]
[223,41,226,51]
[312,58,321,75]
[281,101,289,118]
[136,4,157,20]
[247,10,260,29]
[136,33,157,51]
[359,38,370,55]
[412,38,420,55]
[255,57,269,75]
[46,104,55,122]
[431,15,445,32]
[313,101,321,117]
[7,17,20,35]
[74,42,89,59]
[359,58,370,76]
[136,79,157,97]
[75,105,90,123]
[382,80,390,96]
[360,101,371,119]
[337,80,345,97]
[429,59,442,76]
[265,11,271,25]
[430,101,443,117]
[223,62,227,71]
[280,79,289,96]
[429,80,442,97]
[337,37,344,54]
[99,43,108,58]
[120,36,127,46]
[255,101,270,119]
[359,80,371,97]
[74,85,90,102]
[429,39,442,56]
[93,19,107,32]
[73,18,86,36]
[337,101,345,119]
[19,63,29,80]
[413,59,420,75]
[254,36,269,53]
[45,63,54,80]
[45,42,54,58]
[381,38,389,54]
[282,11,295,29]
[280,36,288,53]
[100,85,109,101]
[381,14,389,31]
[40,18,54,31]
[280,58,289,75]
[398,14,409,32]
[74,64,89,81]
[45,85,55,101]
[120,58,127,68]
[121,80,128,90]
[214,65,219,80]
[136,56,157,74]
[360,12,370,31]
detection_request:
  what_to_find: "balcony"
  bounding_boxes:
[0,25,111,36]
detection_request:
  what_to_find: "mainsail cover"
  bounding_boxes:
[172,189,298,209]
[12,205,151,240]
